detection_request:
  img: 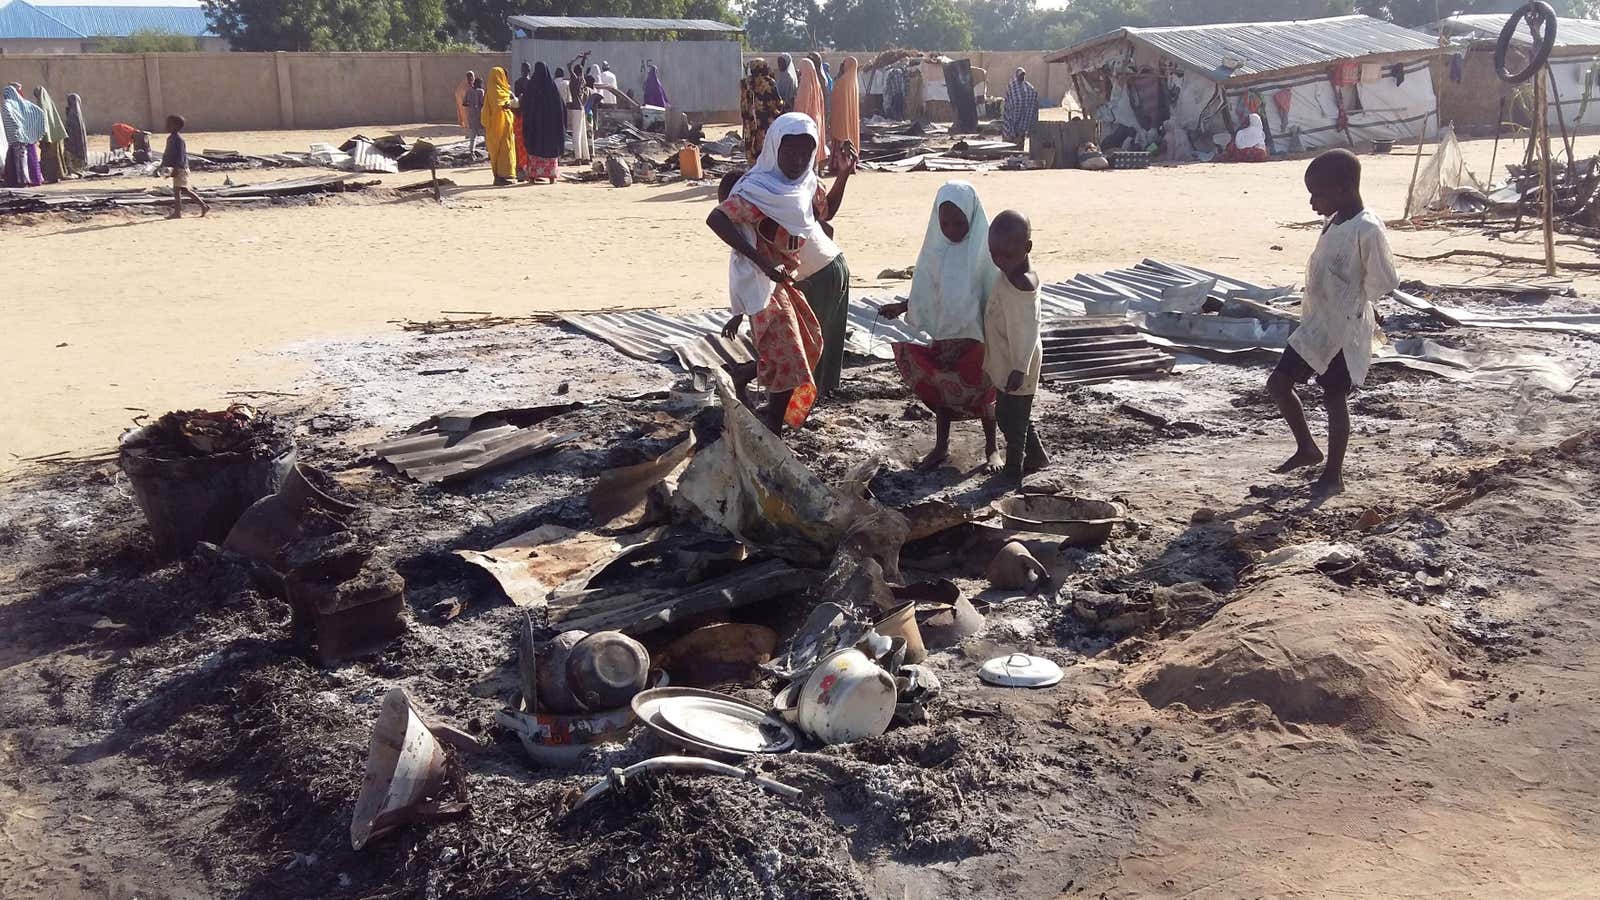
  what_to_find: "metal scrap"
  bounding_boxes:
[368,405,582,484]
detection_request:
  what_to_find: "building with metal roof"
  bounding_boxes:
[1427,13,1600,136]
[508,13,744,117]
[0,0,225,53]
[1046,15,1445,157]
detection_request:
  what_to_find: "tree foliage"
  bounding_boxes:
[93,28,201,52]
[203,0,449,51]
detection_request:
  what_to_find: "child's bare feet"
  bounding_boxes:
[916,448,950,471]
[166,211,181,220]
[1275,447,1324,473]
[199,204,209,218]
[983,448,1005,473]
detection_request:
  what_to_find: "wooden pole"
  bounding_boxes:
[431,148,442,204]
[1537,71,1556,276]
[1403,111,1431,219]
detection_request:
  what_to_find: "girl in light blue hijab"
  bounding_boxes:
[2,85,46,186]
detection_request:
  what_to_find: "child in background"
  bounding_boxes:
[160,114,207,219]
[1268,148,1399,496]
[983,209,1047,479]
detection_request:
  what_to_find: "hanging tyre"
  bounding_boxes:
[1496,1,1558,84]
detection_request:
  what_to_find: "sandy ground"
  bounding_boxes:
[4,122,1598,468]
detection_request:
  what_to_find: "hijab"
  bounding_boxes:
[65,93,87,161]
[829,57,860,159]
[726,113,840,314]
[793,58,828,163]
[907,181,999,343]
[524,62,566,159]
[586,63,602,82]
[1236,113,1266,151]
[482,66,512,128]
[776,53,799,107]
[34,87,67,143]
[820,62,834,94]
[2,85,46,144]
[644,65,670,107]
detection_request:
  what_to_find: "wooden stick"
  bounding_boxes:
[1538,72,1557,276]
[1403,111,1431,219]
[1397,248,1600,272]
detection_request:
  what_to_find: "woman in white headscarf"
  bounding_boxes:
[878,180,1003,471]
[707,112,835,434]
[2,85,46,187]
[1226,112,1268,162]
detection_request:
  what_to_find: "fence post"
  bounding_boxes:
[408,54,426,121]
[275,51,295,129]
[143,54,164,128]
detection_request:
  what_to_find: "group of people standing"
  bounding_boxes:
[3,83,88,187]
[460,59,670,187]
[740,53,859,174]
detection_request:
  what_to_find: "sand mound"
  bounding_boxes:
[1135,576,1464,734]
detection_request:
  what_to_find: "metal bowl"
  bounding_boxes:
[991,495,1124,546]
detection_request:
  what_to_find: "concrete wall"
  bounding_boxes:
[512,37,742,115]
[744,50,1071,106]
[0,50,506,132]
[0,37,229,54]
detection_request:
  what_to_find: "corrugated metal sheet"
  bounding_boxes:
[563,261,1281,373]
[512,36,743,114]
[0,1,83,38]
[13,2,215,37]
[1432,14,1600,51]
[508,15,742,33]
[1049,15,1441,78]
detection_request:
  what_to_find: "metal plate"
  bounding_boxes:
[658,696,794,754]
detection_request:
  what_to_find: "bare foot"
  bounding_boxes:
[916,448,950,472]
[199,205,210,218]
[983,449,1005,473]
[1274,447,1324,473]
[166,212,181,220]
[1312,472,1345,496]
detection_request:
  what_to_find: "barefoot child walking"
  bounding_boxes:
[161,115,207,219]
[984,210,1048,479]
[1268,149,1398,495]
[878,181,1002,471]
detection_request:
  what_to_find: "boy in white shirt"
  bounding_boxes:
[1268,149,1399,496]
[984,210,1048,479]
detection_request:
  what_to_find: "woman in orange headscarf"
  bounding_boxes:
[828,56,860,175]
[793,57,828,170]
[481,67,517,186]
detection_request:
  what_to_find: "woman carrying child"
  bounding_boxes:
[879,181,1003,471]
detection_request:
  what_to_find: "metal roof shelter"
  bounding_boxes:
[1048,15,1441,79]
[1048,15,1443,156]
[508,12,744,116]
[1429,13,1600,51]
[508,15,742,35]
[0,1,214,38]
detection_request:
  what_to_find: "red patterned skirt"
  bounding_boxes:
[893,338,996,420]
[752,285,824,428]
[514,113,528,174]
[527,156,559,180]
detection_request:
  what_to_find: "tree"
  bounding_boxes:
[901,0,972,48]
[964,0,1036,50]
[742,0,823,50]
[93,29,202,52]
[204,0,449,51]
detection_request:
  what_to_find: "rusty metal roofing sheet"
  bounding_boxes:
[1049,15,1441,78]
[508,14,742,33]
[1431,14,1600,50]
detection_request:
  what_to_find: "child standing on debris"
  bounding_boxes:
[878,181,1001,472]
[983,210,1047,478]
[160,115,207,219]
[1268,148,1399,495]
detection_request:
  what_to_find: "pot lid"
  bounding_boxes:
[979,653,1063,688]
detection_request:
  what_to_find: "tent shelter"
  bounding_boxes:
[1046,15,1442,158]
[508,15,744,118]
[1429,14,1600,134]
